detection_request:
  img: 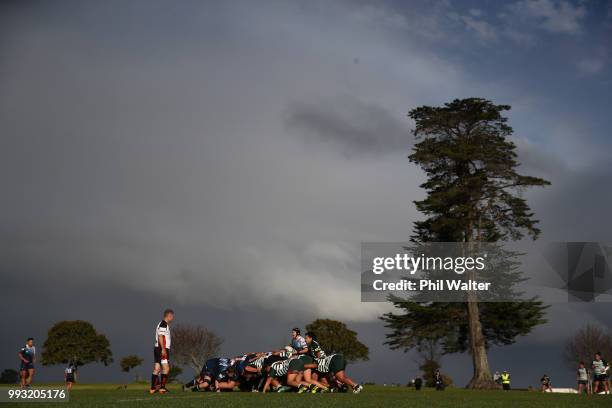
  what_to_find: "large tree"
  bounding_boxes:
[381,98,549,389]
[41,320,112,368]
[305,319,369,363]
[171,324,223,374]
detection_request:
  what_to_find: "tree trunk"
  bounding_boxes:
[466,293,497,389]
[465,224,498,389]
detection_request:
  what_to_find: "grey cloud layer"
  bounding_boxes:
[284,98,411,156]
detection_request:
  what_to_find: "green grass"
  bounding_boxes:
[2,384,610,407]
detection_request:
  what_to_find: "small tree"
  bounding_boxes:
[120,355,143,382]
[305,319,369,362]
[171,324,223,374]
[420,359,440,387]
[415,337,441,386]
[0,369,19,384]
[42,320,112,369]
[565,324,612,368]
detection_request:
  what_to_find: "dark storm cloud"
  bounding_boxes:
[285,98,411,156]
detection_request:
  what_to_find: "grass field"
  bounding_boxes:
[2,384,611,407]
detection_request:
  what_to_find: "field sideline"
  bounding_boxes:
[2,384,611,407]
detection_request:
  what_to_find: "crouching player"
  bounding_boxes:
[298,354,329,393]
[315,354,363,394]
[183,357,232,392]
[262,357,310,393]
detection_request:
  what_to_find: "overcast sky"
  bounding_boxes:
[1,0,611,387]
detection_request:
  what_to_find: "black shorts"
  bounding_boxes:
[594,374,608,382]
[578,380,588,385]
[154,347,170,364]
[20,362,34,371]
[502,383,510,390]
[66,375,75,383]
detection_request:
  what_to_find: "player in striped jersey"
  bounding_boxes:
[262,358,309,393]
[315,354,363,394]
[592,352,610,394]
[297,353,329,393]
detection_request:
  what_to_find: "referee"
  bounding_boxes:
[150,309,174,394]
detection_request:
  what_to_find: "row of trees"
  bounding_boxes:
[2,318,369,383]
[2,321,608,385]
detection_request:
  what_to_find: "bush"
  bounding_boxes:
[0,369,19,384]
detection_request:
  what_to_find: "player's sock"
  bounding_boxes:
[160,374,168,388]
[151,374,158,389]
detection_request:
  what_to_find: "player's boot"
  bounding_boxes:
[352,384,363,394]
[276,386,293,393]
[297,384,309,394]
[158,387,169,394]
[149,388,157,395]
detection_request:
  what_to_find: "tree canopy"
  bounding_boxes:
[305,319,369,363]
[120,355,143,373]
[41,320,113,367]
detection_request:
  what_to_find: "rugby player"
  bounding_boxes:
[540,374,552,392]
[150,309,174,394]
[577,361,589,394]
[18,338,36,388]
[315,354,363,394]
[262,357,309,393]
[297,353,329,393]
[186,357,233,392]
[304,332,326,359]
[592,352,610,394]
[290,328,308,355]
[64,360,77,390]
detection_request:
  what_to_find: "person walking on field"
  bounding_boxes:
[65,361,77,390]
[150,309,174,394]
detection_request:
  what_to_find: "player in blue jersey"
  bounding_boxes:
[18,338,36,388]
[290,328,308,355]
